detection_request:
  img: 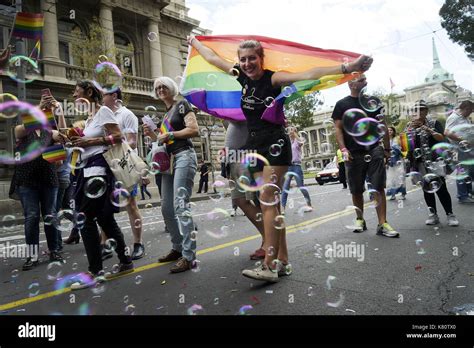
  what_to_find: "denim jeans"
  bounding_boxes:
[161,149,198,261]
[18,185,59,254]
[281,164,312,208]
[56,179,70,248]
[456,151,474,200]
[77,174,131,274]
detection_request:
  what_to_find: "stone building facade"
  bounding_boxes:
[0,0,224,180]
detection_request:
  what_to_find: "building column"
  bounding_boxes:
[99,3,116,62]
[147,19,163,79]
[40,0,66,81]
[308,129,315,155]
[40,0,60,61]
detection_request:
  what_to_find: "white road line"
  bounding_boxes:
[0,187,343,244]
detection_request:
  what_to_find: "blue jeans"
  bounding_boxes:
[456,151,474,200]
[18,186,59,253]
[281,164,312,208]
[161,149,198,261]
[56,179,70,248]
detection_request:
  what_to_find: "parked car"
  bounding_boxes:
[315,161,339,185]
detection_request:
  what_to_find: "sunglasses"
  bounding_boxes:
[156,85,169,90]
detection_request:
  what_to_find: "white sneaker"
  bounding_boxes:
[242,264,278,282]
[447,214,459,227]
[70,272,106,290]
[302,206,313,213]
[230,209,236,217]
[425,214,440,225]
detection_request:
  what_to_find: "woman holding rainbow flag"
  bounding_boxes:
[188,35,373,282]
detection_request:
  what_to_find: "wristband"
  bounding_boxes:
[168,132,175,141]
[107,135,115,145]
[341,63,349,74]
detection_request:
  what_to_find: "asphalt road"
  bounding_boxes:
[0,179,473,316]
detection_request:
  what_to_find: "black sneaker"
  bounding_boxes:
[131,243,145,260]
[22,257,39,271]
[101,245,113,261]
[49,251,65,263]
[106,262,134,279]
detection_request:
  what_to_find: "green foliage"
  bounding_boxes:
[439,0,474,60]
[373,90,402,127]
[284,92,323,129]
[71,17,134,71]
[395,118,408,134]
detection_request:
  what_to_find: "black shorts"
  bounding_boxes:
[243,127,292,172]
[345,146,386,194]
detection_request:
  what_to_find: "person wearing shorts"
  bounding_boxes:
[332,74,399,238]
[222,120,265,259]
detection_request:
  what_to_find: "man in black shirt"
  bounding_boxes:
[197,160,209,193]
[332,74,399,238]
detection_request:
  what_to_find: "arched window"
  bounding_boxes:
[114,32,135,76]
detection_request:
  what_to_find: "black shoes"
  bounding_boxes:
[22,258,39,271]
[131,243,145,260]
[101,245,113,261]
[64,232,80,245]
[49,251,65,263]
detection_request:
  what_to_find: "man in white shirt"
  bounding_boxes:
[445,100,473,204]
[103,88,146,259]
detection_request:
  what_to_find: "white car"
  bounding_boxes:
[315,161,340,185]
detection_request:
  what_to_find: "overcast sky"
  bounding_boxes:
[187,0,473,107]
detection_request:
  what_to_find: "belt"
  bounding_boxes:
[292,162,301,165]
[170,146,191,155]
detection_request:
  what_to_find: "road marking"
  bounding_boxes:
[0,188,419,311]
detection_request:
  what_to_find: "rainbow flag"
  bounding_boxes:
[29,40,41,60]
[42,144,67,163]
[399,132,415,153]
[160,117,174,145]
[44,109,57,129]
[181,35,361,125]
[12,12,44,40]
[21,111,49,131]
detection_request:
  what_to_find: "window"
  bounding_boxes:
[58,18,82,65]
[303,144,310,157]
[59,41,70,64]
[318,128,327,143]
[115,33,135,76]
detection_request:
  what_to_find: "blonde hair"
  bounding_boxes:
[152,76,179,99]
[72,120,85,130]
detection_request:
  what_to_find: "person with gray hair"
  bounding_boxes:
[445,100,474,203]
[144,76,200,273]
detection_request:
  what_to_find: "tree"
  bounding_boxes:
[371,89,403,128]
[284,92,323,129]
[440,0,474,60]
[71,18,133,104]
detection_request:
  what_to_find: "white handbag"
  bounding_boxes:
[103,142,149,190]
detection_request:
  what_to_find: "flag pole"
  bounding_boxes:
[15,0,26,102]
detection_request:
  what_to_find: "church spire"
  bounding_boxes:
[432,37,441,69]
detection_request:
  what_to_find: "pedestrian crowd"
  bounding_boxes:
[6,36,473,287]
